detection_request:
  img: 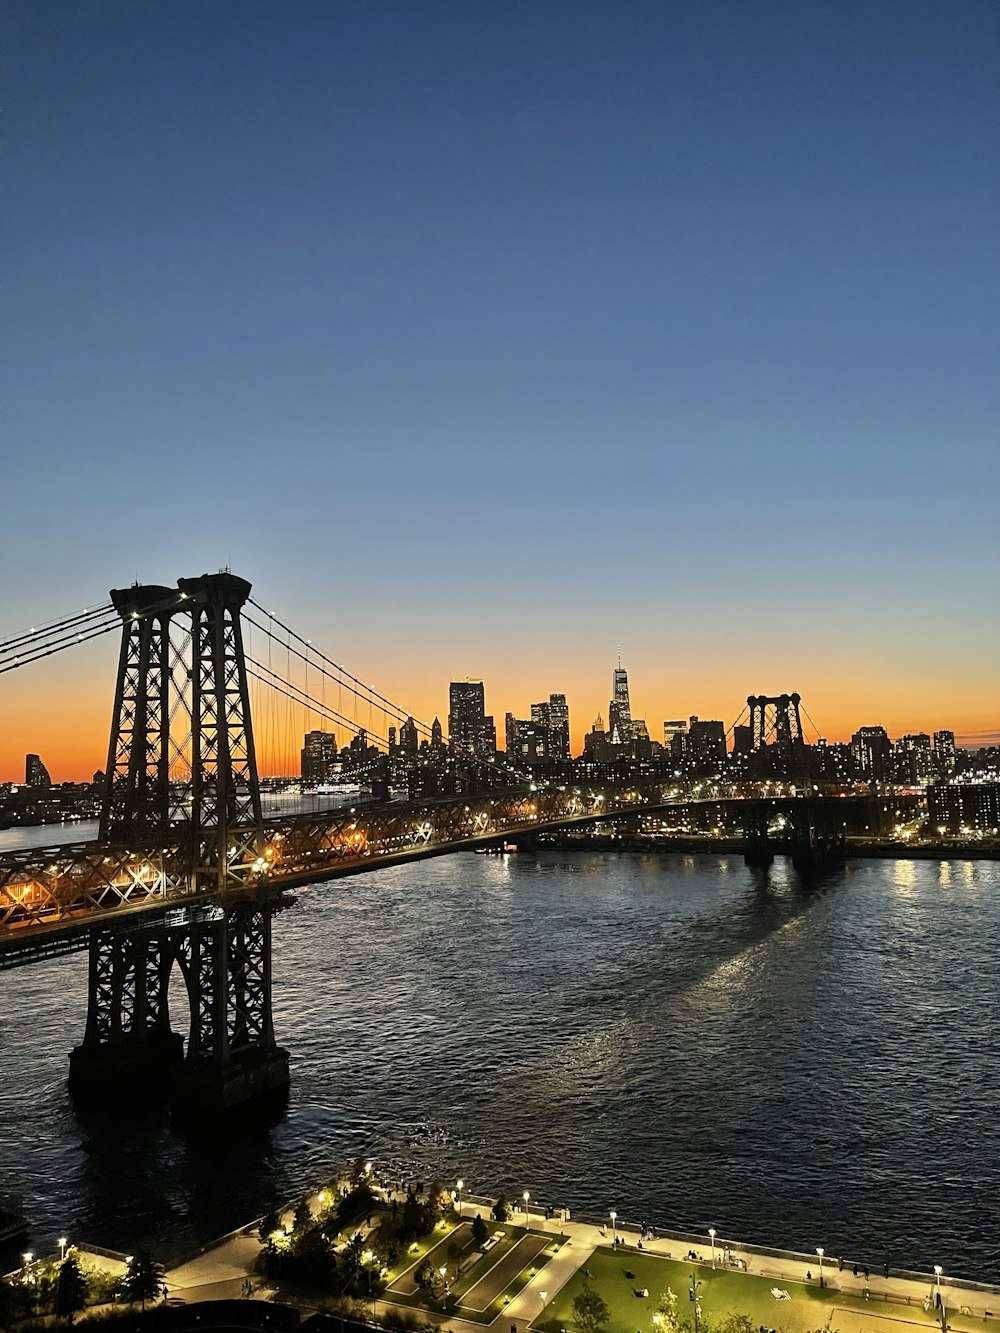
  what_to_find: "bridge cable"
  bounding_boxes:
[246,668,392,754]
[0,602,114,657]
[246,657,394,751]
[245,612,424,740]
[0,618,120,675]
[246,599,433,738]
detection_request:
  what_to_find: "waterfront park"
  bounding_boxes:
[3,1167,994,1333]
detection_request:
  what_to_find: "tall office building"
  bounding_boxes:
[851,726,891,780]
[509,693,570,765]
[448,680,497,759]
[300,730,338,784]
[548,693,570,760]
[608,661,633,744]
[25,754,51,788]
[399,716,419,754]
[687,718,727,771]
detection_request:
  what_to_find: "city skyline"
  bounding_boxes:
[0,623,994,784]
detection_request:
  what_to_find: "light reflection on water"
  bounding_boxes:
[0,849,997,1280]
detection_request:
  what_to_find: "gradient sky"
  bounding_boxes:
[2,1,998,780]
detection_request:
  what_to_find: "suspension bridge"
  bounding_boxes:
[0,571,890,1110]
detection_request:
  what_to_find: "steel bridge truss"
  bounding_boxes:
[68,898,286,1107]
[100,573,263,894]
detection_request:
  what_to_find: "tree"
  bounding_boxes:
[291,1227,338,1288]
[120,1251,167,1311]
[471,1214,489,1250]
[653,1287,680,1333]
[573,1284,611,1333]
[258,1210,281,1243]
[55,1253,88,1324]
[414,1259,436,1297]
[491,1195,513,1222]
[718,1316,755,1333]
[425,1180,451,1220]
[293,1197,313,1233]
[399,1191,427,1241]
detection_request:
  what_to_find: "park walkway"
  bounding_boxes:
[151,1181,997,1333]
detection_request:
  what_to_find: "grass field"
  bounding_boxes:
[383,1222,568,1325]
[535,1247,971,1333]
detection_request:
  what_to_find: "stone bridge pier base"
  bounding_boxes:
[69,900,289,1111]
[741,807,774,868]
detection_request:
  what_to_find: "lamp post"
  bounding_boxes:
[58,1238,68,1261]
[362,1250,376,1318]
[523,1190,531,1223]
[816,1248,825,1289]
[439,1264,450,1300]
[690,1274,702,1332]
[709,1228,716,1269]
[540,1290,548,1321]
[934,1266,944,1329]
[610,1210,618,1244]
[456,1179,464,1216]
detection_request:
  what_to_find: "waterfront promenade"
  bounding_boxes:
[152,1182,998,1333]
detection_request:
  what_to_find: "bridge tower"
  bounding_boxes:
[70,573,289,1110]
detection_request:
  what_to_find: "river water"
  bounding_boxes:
[1,843,997,1280]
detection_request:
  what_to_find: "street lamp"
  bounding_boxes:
[58,1238,68,1261]
[816,1248,824,1289]
[609,1210,617,1243]
[456,1179,464,1215]
[540,1290,549,1320]
[439,1264,450,1299]
[362,1250,376,1317]
[689,1274,702,1331]
[523,1190,531,1222]
[708,1228,716,1269]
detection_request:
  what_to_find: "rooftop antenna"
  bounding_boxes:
[617,643,621,670]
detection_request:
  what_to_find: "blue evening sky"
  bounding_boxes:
[2,1,998,753]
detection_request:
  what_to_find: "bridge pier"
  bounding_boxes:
[173,900,289,1111]
[69,930,184,1095]
[788,799,846,873]
[69,901,289,1110]
[741,807,774,868]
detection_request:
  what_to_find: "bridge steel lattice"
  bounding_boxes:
[67,573,287,1109]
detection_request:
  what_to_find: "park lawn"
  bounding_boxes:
[454,1230,566,1325]
[383,1216,465,1291]
[383,1227,567,1326]
[451,1225,528,1299]
[535,1247,955,1333]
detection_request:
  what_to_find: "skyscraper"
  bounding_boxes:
[548,693,570,760]
[25,754,51,788]
[608,660,633,744]
[300,730,338,784]
[399,716,419,754]
[448,680,497,759]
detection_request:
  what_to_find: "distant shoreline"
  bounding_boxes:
[533,833,1000,861]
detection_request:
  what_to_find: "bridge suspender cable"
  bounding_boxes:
[246,599,433,739]
[245,656,396,751]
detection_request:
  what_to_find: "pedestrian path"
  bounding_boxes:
[155,1178,997,1333]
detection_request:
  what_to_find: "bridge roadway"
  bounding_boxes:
[0,786,906,970]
